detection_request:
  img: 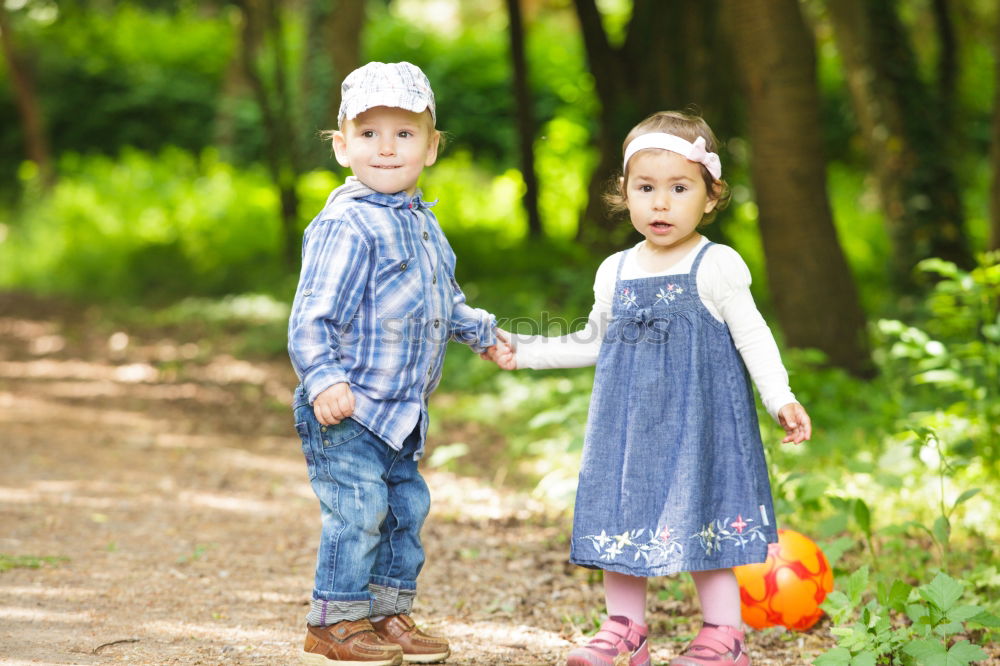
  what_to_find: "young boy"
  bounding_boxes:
[288,61,502,665]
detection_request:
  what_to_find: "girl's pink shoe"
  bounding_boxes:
[669,623,750,666]
[566,615,650,666]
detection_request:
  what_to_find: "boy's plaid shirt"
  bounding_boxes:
[288,187,496,456]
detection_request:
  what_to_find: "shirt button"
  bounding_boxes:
[432,276,437,284]
[423,231,429,240]
[433,319,440,328]
[320,426,327,432]
[399,262,407,271]
[303,288,313,296]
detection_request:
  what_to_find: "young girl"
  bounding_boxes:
[486,111,811,666]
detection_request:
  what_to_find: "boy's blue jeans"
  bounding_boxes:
[294,388,430,625]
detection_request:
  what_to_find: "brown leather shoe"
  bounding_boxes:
[301,619,404,665]
[371,614,450,663]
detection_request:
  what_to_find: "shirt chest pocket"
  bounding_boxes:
[375,254,424,320]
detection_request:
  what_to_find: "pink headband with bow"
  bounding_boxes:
[623,133,722,180]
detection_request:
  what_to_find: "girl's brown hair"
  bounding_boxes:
[605,110,730,224]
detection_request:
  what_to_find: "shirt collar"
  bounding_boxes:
[358,189,438,210]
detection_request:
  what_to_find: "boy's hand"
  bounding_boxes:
[778,402,812,444]
[313,382,355,425]
[479,328,517,370]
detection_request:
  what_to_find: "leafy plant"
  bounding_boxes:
[834,426,981,576]
[875,253,1000,463]
[814,566,997,665]
[903,428,981,569]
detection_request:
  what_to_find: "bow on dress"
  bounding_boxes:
[614,307,671,343]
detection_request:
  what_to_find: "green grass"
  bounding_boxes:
[0,554,69,572]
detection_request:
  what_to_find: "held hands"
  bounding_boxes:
[778,402,812,445]
[479,328,517,370]
[313,382,355,425]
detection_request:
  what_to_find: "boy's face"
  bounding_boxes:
[333,106,440,196]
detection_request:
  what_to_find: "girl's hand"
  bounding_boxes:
[313,382,355,425]
[479,328,517,370]
[778,402,811,444]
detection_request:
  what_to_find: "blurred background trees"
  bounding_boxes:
[0,0,996,428]
[1,0,994,371]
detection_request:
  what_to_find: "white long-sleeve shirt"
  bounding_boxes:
[512,237,796,422]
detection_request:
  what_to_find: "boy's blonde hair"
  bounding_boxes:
[605,110,730,225]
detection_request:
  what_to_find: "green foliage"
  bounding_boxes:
[875,254,1000,463]
[0,149,291,302]
[364,4,594,169]
[423,151,527,241]
[0,3,235,178]
[761,253,998,549]
[815,567,996,665]
[744,255,1000,664]
[424,116,595,249]
[826,164,894,313]
[534,116,598,238]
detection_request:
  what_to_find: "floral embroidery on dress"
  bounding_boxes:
[582,527,683,563]
[580,515,768,563]
[654,283,684,305]
[619,288,638,309]
[690,516,768,555]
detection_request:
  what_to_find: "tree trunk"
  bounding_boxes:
[571,0,637,247]
[323,0,365,130]
[0,4,54,189]
[726,0,873,376]
[505,0,542,237]
[213,39,250,157]
[300,0,337,169]
[300,0,365,169]
[992,6,1000,252]
[238,0,301,268]
[827,0,970,288]
[932,0,957,126]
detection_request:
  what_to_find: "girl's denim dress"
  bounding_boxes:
[570,242,779,577]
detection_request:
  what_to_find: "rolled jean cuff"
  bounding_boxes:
[369,581,416,616]
[306,597,374,627]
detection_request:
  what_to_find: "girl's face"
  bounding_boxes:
[333,106,440,196]
[625,148,718,253]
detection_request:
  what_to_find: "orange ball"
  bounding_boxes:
[733,528,834,631]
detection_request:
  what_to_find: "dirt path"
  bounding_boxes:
[0,295,840,665]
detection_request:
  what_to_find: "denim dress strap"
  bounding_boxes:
[690,240,715,274]
[684,241,715,315]
[615,249,629,282]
